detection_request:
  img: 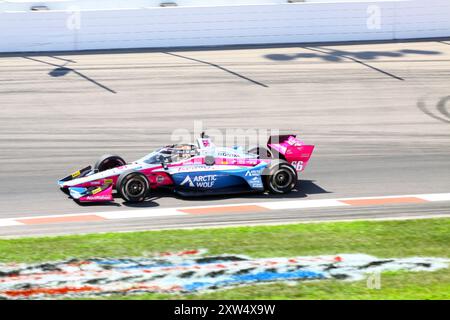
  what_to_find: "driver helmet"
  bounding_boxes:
[171,144,198,161]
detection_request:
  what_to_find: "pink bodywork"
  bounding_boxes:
[78,185,114,202]
[269,136,315,171]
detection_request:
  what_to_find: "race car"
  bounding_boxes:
[58,133,315,203]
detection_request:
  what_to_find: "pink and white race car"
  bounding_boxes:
[58,134,315,203]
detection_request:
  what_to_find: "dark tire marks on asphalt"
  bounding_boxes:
[418,96,450,124]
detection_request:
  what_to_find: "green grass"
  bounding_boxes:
[0,218,449,299]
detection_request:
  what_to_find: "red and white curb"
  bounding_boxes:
[1,192,449,227]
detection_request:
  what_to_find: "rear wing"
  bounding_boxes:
[267,135,315,171]
[267,135,297,145]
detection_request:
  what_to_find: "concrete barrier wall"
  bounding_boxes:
[2,1,297,11]
[0,0,449,53]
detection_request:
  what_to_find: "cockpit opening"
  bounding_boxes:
[140,144,199,164]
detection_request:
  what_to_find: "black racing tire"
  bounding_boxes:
[94,154,126,172]
[117,171,149,203]
[247,146,273,159]
[263,160,297,194]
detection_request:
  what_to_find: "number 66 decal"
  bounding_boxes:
[291,161,304,171]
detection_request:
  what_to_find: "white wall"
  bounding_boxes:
[1,0,286,11]
[0,0,449,53]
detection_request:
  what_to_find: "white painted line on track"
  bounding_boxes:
[96,209,186,220]
[260,199,349,210]
[416,193,450,201]
[0,220,24,227]
[335,193,450,201]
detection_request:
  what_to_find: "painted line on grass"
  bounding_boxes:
[1,192,450,227]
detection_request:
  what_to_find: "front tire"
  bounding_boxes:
[117,171,149,203]
[263,160,297,194]
[94,154,126,172]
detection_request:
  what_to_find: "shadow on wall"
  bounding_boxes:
[265,48,442,62]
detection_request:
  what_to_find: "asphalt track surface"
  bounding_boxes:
[0,39,449,237]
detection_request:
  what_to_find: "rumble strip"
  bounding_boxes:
[0,193,449,228]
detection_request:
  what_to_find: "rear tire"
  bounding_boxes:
[263,160,297,194]
[94,154,126,172]
[117,171,149,203]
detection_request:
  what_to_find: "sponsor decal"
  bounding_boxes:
[180,175,194,187]
[174,161,259,173]
[156,175,165,183]
[71,171,81,178]
[234,159,258,166]
[245,169,262,177]
[83,195,111,201]
[104,179,113,184]
[91,187,102,195]
[287,136,302,146]
[248,176,263,188]
[181,175,218,188]
[88,181,103,186]
[217,151,240,158]
[274,145,287,154]
[0,250,447,299]
[174,165,211,173]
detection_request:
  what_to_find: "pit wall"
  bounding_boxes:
[0,0,448,52]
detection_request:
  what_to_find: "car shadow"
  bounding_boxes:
[132,180,330,205]
[242,180,330,200]
[121,197,161,208]
[76,201,122,208]
[109,192,162,208]
[70,180,329,207]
